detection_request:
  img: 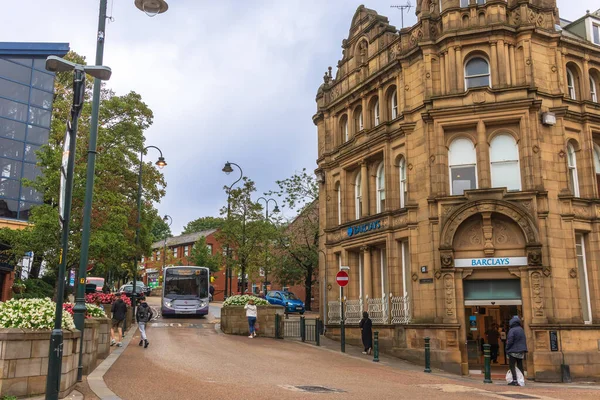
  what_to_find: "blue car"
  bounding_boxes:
[266,291,305,314]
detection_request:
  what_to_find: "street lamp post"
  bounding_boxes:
[74,0,169,383]
[222,161,243,298]
[132,146,167,320]
[256,197,279,294]
[162,215,173,274]
[44,57,111,400]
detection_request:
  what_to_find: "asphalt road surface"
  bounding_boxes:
[103,297,600,400]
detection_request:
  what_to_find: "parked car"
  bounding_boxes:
[86,277,105,293]
[118,284,146,302]
[126,280,151,296]
[266,291,305,314]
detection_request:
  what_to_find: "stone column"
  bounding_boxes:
[362,246,372,304]
[455,46,463,92]
[448,46,457,92]
[361,161,369,217]
[510,44,517,86]
[361,95,368,129]
[477,120,490,188]
[377,85,385,122]
[490,41,499,87]
[440,52,446,95]
[497,39,506,86]
[443,272,457,324]
[504,42,511,86]
[583,57,591,101]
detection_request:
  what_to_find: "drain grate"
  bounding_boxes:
[294,386,343,393]
[497,394,540,399]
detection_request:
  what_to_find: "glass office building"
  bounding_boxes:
[0,42,69,223]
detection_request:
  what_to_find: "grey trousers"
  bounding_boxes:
[139,322,147,340]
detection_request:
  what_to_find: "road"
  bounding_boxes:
[103,297,600,400]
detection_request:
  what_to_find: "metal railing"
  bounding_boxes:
[326,294,412,325]
[282,317,321,346]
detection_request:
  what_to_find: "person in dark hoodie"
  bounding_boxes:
[359,311,373,355]
[505,315,528,386]
[110,292,127,347]
[136,300,154,348]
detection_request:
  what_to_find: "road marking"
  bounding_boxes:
[418,384,557,400]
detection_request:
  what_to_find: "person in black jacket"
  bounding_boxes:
[359,311,373,355]
[505,315,528,386]
[110,293,128,348]
[136,300,154,348]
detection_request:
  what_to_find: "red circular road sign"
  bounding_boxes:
[336,270,349,287]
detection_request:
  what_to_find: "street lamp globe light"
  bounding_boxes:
[273,205,281,213]
[134,0,169,17]
[156,156,167,169]
[222,162,233,175]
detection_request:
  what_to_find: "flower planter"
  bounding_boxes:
[220,305,284,337]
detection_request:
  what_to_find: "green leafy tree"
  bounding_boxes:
[151,213,172,243]
[269,169,319,310]
[189,237,221,272]
[1,50,166,292]
[182,216,225,234]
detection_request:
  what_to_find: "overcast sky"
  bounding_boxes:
[1,0,596,234]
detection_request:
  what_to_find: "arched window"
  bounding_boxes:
[490,134,521,191]
[376,162,385,213]
[464,57,490,89]
[336,182,342,224]
[591,76,598,103]
[567,68,576,100]
[567,142,580,197]
[594,144,600,194]
[340,115,349,143]
[373,98,380,126]
[449,138,477,195]
[390,89,398,119]
[354,106,363,132]
[399,157,407,208]
[355,172,362,219]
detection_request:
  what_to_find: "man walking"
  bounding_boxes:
[110,292,127,347]
[486,323,500,363]
[136,299,154,348]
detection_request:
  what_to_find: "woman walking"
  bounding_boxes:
[359,311,373,355]
[505,315,528,386]
[244,298,258,338]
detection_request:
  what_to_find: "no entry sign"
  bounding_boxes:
[336,270,349,287]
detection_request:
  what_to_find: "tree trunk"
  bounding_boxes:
[304,265,313,311]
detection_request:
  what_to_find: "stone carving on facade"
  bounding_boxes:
[434,269,442,280]
[440,252,453,269]
[412,273,418,282]
[527,249,542,266]
[574,207,588,218]
[509,9,521,25]
[569,268,577,279]
[530,271,545,319]
[394,215,407,227]
[429,0,435,14]
[543,266,551,277]
[456,218,483,249]
[409,28,423,47]
[444,273,456,317]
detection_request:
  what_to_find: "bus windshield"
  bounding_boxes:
[164,268,208,300]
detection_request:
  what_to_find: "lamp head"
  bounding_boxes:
[45,56,76,73]
[222,162,233,175]
[134,0,168,17]
[273,205,280,214]
[84,65,112,81]
[155,157,167,169]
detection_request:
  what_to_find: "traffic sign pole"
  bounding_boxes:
[336,270,348,353]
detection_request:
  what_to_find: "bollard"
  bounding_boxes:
[300,316,306,342]
[424,337,432,373]
[123,311,127,338]
[275,313,281,339]
[373,331,379,362]
[483,343,493,383]
[315,318,320,346]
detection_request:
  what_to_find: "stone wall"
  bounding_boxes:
[0,328,81,398]
[96,318,110,359]
[221,305,284,337]
[81,319,99,375]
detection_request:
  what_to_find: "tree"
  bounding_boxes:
[217,178,273,294]
[188,237,221,273]
[151,213,172,243]
[182,217,225,234]
[269,169,319,310]
[2,50,166,291]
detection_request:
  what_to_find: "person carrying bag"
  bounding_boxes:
[505,316,528,386]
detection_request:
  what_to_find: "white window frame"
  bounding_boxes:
[567,142,580,197]
[477,0,486,5]
[489,134,521,191]
[141,256,145,263]
[156,250,160,261]
[355,172,362,219]
[591,76,598,102]
[464,57,491,90]
[593,23,600,45]
[575,233,592,324]
[376,162,385,213]
[343,117,349,142]
[374,99,380,126]
[173,247,178,258]
[448,138,478,195]
[391,90,398,119]
[336,182,342,224]
[567,68,576,100]
[399,157,407,208]
[359,111,364,131]
[380,248,387,297]
[460,0,469,7]
[184,245,189,257]
[439,0,442,13]
[401,241,410,298]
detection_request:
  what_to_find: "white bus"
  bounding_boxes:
[161,266,209,316]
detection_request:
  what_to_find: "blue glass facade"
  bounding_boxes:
[0,42,69,221]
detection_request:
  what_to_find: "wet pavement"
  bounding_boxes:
[102,297,600,400]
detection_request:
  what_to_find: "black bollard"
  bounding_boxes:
[483,343,493,383]
[275,313,281,339]
[373,331,379,362]
[316,318,321,346]
[300,316,306,342]
[424,336,432,373]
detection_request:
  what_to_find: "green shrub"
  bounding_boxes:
[14,278,54,299]
[222,295,269,307]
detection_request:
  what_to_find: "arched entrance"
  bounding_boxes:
[438,200,543,375]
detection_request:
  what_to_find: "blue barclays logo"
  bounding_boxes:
[347,220,382,237]
[471,258,510,267]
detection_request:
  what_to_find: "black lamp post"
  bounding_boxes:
[132,146,167,320]
[222,161,243,298]
[162,214,173,274]
[44,56,111,400]
[256,197,279,294]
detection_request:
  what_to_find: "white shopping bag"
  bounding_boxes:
[505,368,525,386]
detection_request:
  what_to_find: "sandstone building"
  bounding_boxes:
[315,1,600,381]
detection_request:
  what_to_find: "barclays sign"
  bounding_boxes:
[347,220,382,237]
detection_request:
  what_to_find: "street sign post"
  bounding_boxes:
[336,270,349,352]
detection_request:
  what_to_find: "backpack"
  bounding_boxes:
[136,305,151,322]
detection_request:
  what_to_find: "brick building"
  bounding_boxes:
[315,2,600,381]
